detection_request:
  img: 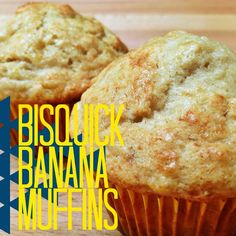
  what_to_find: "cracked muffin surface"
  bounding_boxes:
[71,31,236,199]
[0,2,127,103]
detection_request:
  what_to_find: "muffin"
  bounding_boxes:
[70,31,236,236]
[0,2,127,146]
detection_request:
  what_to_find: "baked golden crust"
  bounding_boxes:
[70,31,236,199]
[0,2,127,103]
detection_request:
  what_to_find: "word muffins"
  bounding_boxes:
[71,31,236,236]
[0,2,127,146]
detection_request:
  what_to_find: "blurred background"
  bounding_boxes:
[0,0,235,51]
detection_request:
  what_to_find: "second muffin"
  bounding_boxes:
[0,2,127,145]
[71,31,236,236]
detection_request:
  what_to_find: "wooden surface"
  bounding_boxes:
[0,0,236,51]
[0,0,236,235]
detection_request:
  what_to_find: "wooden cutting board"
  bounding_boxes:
[0,0,235,235]
[0,0,236,51]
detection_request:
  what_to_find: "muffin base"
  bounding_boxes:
[104,182,236,236]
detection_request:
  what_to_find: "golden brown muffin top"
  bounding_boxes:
[71,31,236,199]
[0,2,127,103]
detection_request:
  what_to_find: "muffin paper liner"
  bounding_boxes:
[103,181,236,236]
[10,102,73,149]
